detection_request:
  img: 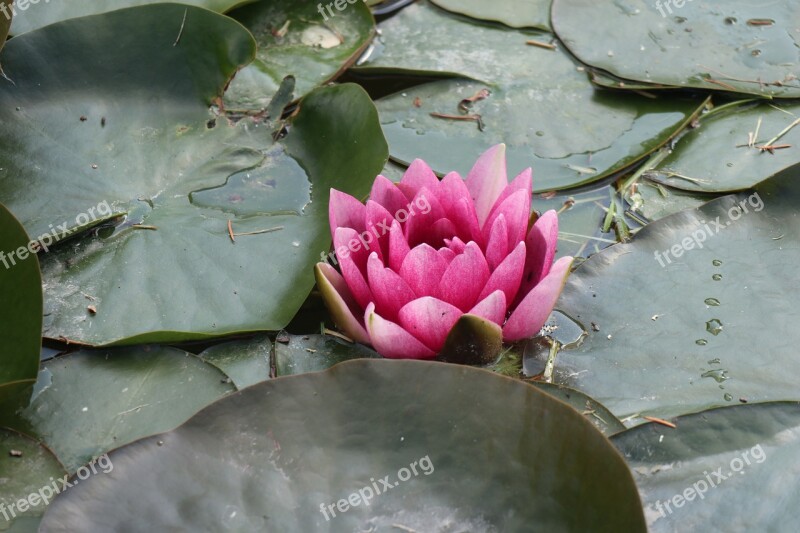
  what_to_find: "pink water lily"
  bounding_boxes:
[315,144,572,361]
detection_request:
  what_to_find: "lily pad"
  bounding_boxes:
[612,402,800,532]
[357,1,705,191]
[275,333,379,376]
[552,0,800,98]
[554,165,800,421]
[648,100,800,192]
[0,347,234,473]
[198,334,272,389]
[430,0,551,31]
[39,360,646,532]
[8,0,254,35]
[0,428,66,531]
[224,0,376,110]
[0,203,41,411]
[635,179,715,222]
[0,5,387,346]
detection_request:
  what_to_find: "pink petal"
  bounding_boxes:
[388,220,410,272]
[367,253,416,322]
[365,200,395,260]
[437,247,456,264]
[404,187,447,248]
[445,237,467,255]
[365,303,437,359]
[468,290,507,327]
[438,241,490,311]
[503,256,573,342]
[429,218,459,246]
[485,214,509,271]
[438,172,471,216]
[479,241,526,304]
[329,189,366,237]
[398,297,463,352]
[482,189,530,252]
[487,168,532,223]
[518,210,559,304]
[315,263,370,344]
[399,243,449,297]
[447,197,483,246]
[333,227,372,309]
[369,175,408,216]
[466,144,508,229]
[397,159,440,200]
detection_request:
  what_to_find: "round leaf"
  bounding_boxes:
[554,165,800,421]
[612,402,800,531]
[39,360,646,532]
[552,0,800,98]
[0,347,234,473]
[0,5,388,345]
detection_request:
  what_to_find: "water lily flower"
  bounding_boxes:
[316,144,572,362]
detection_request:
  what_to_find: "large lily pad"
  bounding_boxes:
[224,0,376,110]
[0,428,66,532]
[552,0,800,98]
[0,5,387,346]
[0,204,41,411]
[430,0,551,31]
[648,100,800,192]
[554,164,800,421]
[0,347,234,473]
[39,360,646,532]
[357,1,705,191]
[198,334,272,389]
[612,402,800,532]
[8,0,254,35]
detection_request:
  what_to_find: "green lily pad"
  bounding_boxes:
[224,0,376,110]
[275,333,379,376]
[198,334,272,389]
[0,5,387,346]
[8,0,254,35]
[648,100,800,192]
[430,0,551,31]
[552,0,800,98]
[0,347,234,473]
[0,203,41,412]
[357,1,705,191]
[612,402,800,531]
[39,360,646,532]
[0,428,66,531]
[554,165,800,421]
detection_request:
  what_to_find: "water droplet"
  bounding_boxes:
[674,16,687,23]
[724,393,733,401]
[706,319,724,336]
[726,162,733,167]
[701,369,729,383]
[751,49,762,57]
[696,339,708,346]
[707,358,721,365]
[712,260,723,267]
[724,16,737,25]
[704,298,721,306]
[536,131,545,137]
[712,274,723,281]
